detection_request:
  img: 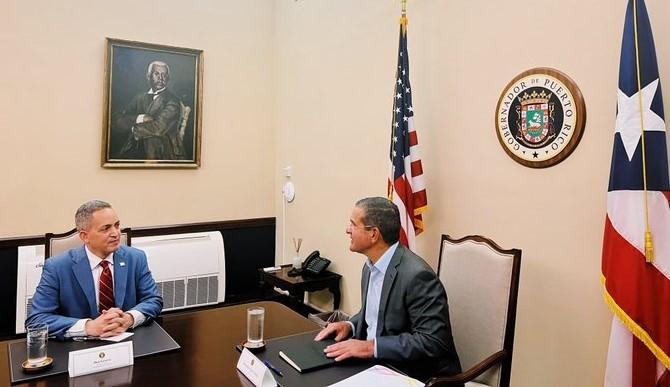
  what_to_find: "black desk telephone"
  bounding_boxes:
[288,250,331,277]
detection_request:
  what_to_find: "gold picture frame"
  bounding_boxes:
[102,38,203,168]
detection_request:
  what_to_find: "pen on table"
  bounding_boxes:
[72,336,100,342]
[263,360,284,377]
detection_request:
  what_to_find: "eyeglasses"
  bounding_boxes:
[347,223,374,231]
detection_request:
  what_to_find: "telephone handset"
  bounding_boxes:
[288,250,331,277]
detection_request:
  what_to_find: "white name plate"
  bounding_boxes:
[68,341,134,377]
[236,348,276,387]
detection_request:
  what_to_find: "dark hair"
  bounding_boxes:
[75,200,112,231]
[355,197,400,245]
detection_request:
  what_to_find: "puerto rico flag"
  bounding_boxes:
[602,0,670,386]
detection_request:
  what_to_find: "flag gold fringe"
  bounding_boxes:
[601,275,670,369]
[413,205,427,232]
[414,204,427,217]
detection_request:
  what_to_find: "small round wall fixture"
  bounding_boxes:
[283,181,295,203]
[494,67,586,168]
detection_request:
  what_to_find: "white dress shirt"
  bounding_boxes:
[347,242,398,357]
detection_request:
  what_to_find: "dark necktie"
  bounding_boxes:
[98,260,114,313]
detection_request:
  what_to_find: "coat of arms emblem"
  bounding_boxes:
[517,90,555,147]
[495,68,586,168]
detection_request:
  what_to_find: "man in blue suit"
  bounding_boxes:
[316,197,461,381]
[26,200,162,340]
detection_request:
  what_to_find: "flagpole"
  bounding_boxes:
[390,0,409,200]
[632,0,654,263]
[400,0,407,32]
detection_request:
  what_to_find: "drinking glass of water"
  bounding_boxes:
[246,306,265,348]
[26,323,48,365]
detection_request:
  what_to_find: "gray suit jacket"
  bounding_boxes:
[349,245,461,381]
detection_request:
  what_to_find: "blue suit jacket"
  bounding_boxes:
[26,245,163,340]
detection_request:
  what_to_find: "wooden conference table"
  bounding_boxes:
[0,301,329,386]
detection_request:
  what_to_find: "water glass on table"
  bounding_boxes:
[26,323,48,365]
[246,306,265,348]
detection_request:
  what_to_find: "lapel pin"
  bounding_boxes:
[120,262,126,267]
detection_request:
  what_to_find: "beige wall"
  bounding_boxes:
[4,0,670,385]
[275,0,670,386]
[0,0,276,236]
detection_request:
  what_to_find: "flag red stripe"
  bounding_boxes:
[408,130,417,147]
[393,177,409,203]
[603,216,670,354]
[632,336,657,387]
[413,189,427,210]
[393,177,412,205]
[410,160,423,176]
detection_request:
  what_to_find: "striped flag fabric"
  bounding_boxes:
[387,15,427,251]
[602,0,670,385]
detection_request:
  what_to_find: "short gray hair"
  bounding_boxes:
[146,60,170,80]
[355,197,400,245]
[75,200,112,231]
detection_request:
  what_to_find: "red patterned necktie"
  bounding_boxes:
[98,260,114,313]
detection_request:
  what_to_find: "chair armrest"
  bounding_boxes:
[425,350,508,386]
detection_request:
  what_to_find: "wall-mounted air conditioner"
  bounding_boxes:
[133,231,225,312]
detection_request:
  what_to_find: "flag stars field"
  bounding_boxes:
[615,78,666,161]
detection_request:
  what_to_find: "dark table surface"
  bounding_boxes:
[1,301,321,386]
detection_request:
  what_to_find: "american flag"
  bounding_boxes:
[602,0,670,385]
[387,17,427,251]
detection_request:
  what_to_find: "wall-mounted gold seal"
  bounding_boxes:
[495,67,586,168]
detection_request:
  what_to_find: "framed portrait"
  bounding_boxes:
[102,38,203,168]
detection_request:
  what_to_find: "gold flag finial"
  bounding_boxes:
[645,230,654,263]
[400,0,408,30]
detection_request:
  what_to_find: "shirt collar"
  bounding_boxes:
[148,87,166,95]
[365,242,398,275]
[84,245,114,270]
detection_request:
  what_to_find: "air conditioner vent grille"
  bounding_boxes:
[26,297,33,318]
[157,275,218,311]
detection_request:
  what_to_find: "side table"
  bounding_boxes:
[258,265,342,310]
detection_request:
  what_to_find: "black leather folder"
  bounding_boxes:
[248,330,373,387]
[8,320,180,384]
[278,334,336,373]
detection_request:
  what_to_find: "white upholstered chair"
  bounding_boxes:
[45,228,131,258]
[426,234,521,387]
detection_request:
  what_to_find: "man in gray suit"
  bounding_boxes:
[315,197,461,381]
